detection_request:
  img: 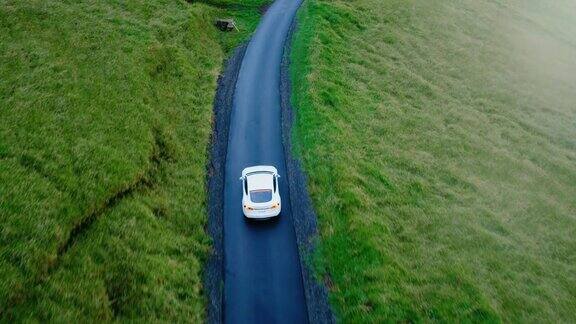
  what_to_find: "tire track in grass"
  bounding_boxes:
[56,128,170,258]
[0,128,172,318]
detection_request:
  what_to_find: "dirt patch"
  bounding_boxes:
[259,2,271,14]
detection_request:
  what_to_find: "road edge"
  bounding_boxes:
[205,43,248,324]
[280,12,335,324]
[206,5,335,323]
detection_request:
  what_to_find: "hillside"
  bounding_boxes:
[0,0,266,320]
[291,0,576,321]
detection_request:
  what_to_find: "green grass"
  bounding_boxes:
[291,0,576,322]
[0,0,266,320]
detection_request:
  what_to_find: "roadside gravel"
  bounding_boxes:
[205,43,247,324]
[280,17,334,324]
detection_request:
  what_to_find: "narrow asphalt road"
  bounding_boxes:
[223,0,307,322]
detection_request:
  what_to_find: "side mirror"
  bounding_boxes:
[239,176,244,181]
[276,174,281,178]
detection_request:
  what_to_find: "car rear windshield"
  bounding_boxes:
[250,190,272,203]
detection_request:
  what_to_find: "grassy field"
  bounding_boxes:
[291,0,576,322]
[0,0,266,320]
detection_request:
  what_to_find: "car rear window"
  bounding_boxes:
[250,190,272,203]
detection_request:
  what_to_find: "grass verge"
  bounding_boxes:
[291,0,576,321]
[0,0,266,320]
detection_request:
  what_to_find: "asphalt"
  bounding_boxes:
[223,0,307,322]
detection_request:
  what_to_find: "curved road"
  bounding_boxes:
[223,0,307,322]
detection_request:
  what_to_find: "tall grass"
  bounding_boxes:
[291,0,576,321]
[0,0,266,320]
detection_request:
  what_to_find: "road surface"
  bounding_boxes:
[223,0,307,322]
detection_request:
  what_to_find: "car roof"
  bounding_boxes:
[246,172,274,191]
[241,165,278,178]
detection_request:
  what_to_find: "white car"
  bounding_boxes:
[239,165,281,219]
